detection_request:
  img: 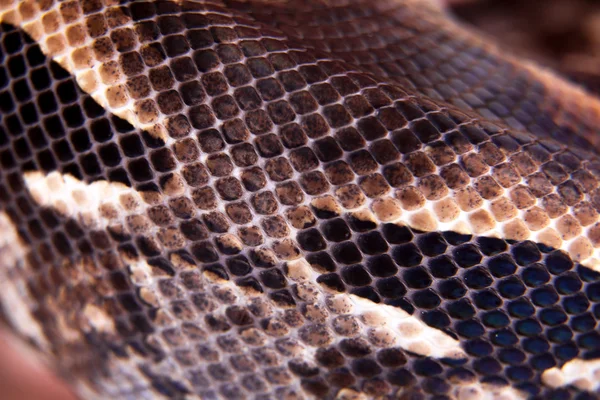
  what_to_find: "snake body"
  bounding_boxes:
[1,0,600,399]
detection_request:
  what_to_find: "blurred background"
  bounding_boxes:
[448,0,600,93]
[0,328,77,400]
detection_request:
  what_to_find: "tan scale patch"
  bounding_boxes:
[542,359,600,392]
[0,0,167,140]
[82,304,116,334]
[24,171,140,230]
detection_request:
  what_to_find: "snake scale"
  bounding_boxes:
[1,0,600,398]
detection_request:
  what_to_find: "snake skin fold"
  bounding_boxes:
[0,0,600,399]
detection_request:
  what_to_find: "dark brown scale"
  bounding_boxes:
[202,211,230,233]
[370,139,400,165]
[526,172,554,197]
[261,215,289,239]
[426,141,456,166]
[251,191,278,215]
[163,37,191,60]
[189,104,216,129]
[180,81,206,106]
[241,167,267,191]
[147,205,175,226]
[246,57,274,79]
[156,90,183,115]
[221,118,250,144]
[230,143,258,167]
[212,95,240,120]
[255,134,284,158]
[86,14,108,38]
[206,153,234,176]
[267,100,296,125]
[197,129,225,153]
[289,91,318,115]
[92,37,115,61]
[322,104,352,128]
[383,162,414,188]
[172,137,199,163]
[225,202,253,225]
[264,157,293,182]
[245,109,273,135]
[201,71,229,96]
[349,150,378,176]
[149,66,175,91]
[120,52,145,76]
[491,163,521,189]
[215,177,244,201]
[302,113,330,139]
[391,128,421,154]
[192,187,218,210]
[344,95,375,118]
[462,153,490,177]
[110,28,137,53]
[279,70,307,92]
[404,151,437,177]
[234,86,262,111]
[181,162,209,187]
[300,171,330,196]
[280,123,308,149]
[324,161,355,186]
[194,49,220,72]
[473,176,503,200]
[542,161,569,185]
[169,197,195,219]
[289,147,319,173]
[558,180,584,206]
[257,77,285,101]
[238,226,264,246]
[377,107,408,131]
[166,114,193,138]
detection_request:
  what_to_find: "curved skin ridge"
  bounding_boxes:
[434,2,600,137]
[0,0,599,399]
[3,0,600,271]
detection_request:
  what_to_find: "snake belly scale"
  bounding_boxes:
[1,0,600,399]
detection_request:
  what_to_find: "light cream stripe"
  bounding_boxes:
[23,171,466,360]
[0,0,148,137]
[542,358,600,392]
[20,172,470,398]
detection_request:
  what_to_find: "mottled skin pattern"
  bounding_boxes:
[1,0,600,399]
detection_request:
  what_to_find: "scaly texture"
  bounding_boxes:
[0,0,600,399]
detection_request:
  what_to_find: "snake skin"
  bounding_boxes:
[1,0,600,399]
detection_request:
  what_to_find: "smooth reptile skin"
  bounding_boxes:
[1,0,600,399]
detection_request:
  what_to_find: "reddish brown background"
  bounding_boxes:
[448,0,600,93]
